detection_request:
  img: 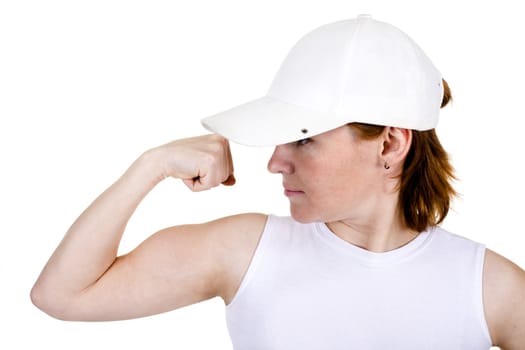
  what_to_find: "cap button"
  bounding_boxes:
[357,14,373,20]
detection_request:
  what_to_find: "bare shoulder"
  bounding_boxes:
[204,213,268,304]
[204,212,268,251]
[205,212,268,234]
[483,248,525,348]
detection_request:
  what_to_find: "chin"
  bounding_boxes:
[290,206,320,224]
[290,203,344,224]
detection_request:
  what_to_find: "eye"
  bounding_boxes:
[296,138,312,146]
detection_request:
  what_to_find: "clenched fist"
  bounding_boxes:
[149,134,235,191]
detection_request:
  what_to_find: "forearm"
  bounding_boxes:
[32,150,163,301]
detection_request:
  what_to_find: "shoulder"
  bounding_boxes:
[426,227,485,261]
[203,213,268,304]
[431,226,481,248]
[205,212,268,234]
[204,213,268,259]
[483,248,525,348]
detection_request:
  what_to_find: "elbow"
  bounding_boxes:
[30,282,74,321]
[30,282,59,319]
[30,281,47,311]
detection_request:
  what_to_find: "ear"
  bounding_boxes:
[380,127,412,168]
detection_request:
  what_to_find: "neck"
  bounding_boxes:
[326,204,418,253]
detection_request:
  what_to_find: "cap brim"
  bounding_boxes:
[201,96,347,147]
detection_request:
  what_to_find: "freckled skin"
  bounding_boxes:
[267,126,384,224]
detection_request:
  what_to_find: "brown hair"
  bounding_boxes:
[350,79,456,232]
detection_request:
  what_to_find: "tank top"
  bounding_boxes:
[225,215,492,349]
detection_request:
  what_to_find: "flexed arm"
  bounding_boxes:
[31,135,264,321]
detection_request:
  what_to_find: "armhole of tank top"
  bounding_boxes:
[225,214,274,310]
[476,244,494,346]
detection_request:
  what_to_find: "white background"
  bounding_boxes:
[1,0,523,349]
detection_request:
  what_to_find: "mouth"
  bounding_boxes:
[284,187,305,197]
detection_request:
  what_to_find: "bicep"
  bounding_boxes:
[65,217,246,321]
[483,249,525,349]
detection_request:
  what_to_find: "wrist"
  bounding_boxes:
[131,148,167,188]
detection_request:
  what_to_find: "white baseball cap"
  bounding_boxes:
[201,14,443,147]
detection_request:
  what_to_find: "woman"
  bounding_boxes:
[31,15,524,349]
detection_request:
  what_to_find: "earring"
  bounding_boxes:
[384,162,390,170]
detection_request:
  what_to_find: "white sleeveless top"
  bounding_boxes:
[226,215,492,349]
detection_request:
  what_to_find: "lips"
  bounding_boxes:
[284,189,304,196]
[283,184,304,197]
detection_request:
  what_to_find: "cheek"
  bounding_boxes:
[302,163,351,211]
[290,143,377,219]
[310,157,374,206]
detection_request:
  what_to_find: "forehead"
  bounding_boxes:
[312,125,366,145]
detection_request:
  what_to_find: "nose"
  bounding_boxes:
[267,145,294,174]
